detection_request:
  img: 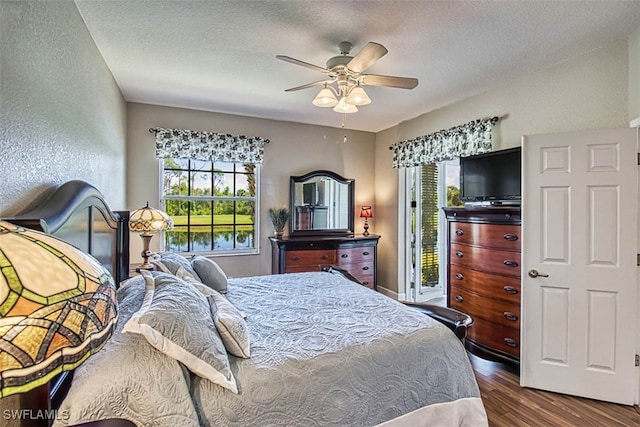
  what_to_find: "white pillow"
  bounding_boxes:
[123,270,238,393]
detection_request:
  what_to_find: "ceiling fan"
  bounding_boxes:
[276,41,418,114]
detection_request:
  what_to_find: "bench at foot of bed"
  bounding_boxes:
[402,302,472,342]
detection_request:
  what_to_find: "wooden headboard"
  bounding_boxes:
[5,180,130,285]
[3,180,130,414]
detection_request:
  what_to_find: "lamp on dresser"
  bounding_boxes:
[0,221,118,426]
[128,202,173,271]
[360,206,372,236]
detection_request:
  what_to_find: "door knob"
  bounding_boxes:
[528,269,549,278]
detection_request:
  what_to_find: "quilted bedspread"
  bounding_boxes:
[193,272,482,426]
[55,271,484,427]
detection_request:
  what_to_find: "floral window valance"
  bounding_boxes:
[152,127,269,164]
[390,117,498,168]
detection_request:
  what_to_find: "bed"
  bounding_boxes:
[5,181,488,427]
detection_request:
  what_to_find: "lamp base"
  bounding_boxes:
[137,234,155,270]
[362,219,370,236]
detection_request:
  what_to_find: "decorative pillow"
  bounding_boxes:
[175,267,250,359]
[151,252,201,281]
[122,270,237,393]
[191,255,227,294]
[205,291,250,358]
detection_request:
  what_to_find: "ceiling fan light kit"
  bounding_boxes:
[312,84,339,107]
[277,41,418,115]
[333,97,358,114]
[344,85,371,106]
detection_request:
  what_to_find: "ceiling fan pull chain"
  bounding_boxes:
[340,114,347,144]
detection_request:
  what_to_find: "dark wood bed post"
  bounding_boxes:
[2,181,130,424]
[14,385,51,427]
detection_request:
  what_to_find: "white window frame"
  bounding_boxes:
[159,159,260,257]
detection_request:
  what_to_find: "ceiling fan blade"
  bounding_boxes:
[360,74,418,89]
[284,79,332,92]
[276,55,330,74]
[347,42,388,73]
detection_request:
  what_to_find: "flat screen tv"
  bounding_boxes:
[460,147,521,206]
[302,182,317,205]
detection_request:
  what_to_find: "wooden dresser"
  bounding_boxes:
[443,207,521,366]
[269,235,380,289]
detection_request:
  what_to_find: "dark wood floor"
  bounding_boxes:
[470,353,640,427]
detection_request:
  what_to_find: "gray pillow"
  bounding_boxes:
[122,271,237,393]
[174,267,249,358]
[191,255,228,294]
[151,252,201,281]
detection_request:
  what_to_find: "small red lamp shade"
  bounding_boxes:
[360,206,372,236]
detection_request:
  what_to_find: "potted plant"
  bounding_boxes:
[268,207,289,238]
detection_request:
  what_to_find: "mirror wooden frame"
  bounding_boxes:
[289,170,354,237]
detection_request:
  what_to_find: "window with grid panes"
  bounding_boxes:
[161,158,258,254]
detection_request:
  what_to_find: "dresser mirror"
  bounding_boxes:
[289,170,354,237]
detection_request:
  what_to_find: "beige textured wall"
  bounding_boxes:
[375,41,629,296]
[0,0,126,421]
[127,103,376,277]
[630,25,640,123]
[0,0,126,216]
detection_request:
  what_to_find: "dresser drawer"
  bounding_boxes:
[350,272,374,289]
[450,243,521,277]
[337,246,375,264]
[285,264,325,273]
[285,249,336,271]
[343,261,374,285]
[450,223,521,251]
[449,265,520,304]
[467,318,520,358]
[450,285,520,328]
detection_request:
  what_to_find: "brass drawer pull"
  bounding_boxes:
[321,255,328,260]
[362,251,370,256]
[503,233,519,241]
[362,266,369,271]
[455,229,464,236]
[455,251,464,258]
[503,260,518,267]
[291,256,300,261]
[455,295,464,302]
[503,312,518,321]
[341,254,349,258]
[455,273,464,280]
[503,286,519,294]
[504,338,518,348]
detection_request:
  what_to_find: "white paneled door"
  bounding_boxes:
[521,128,639,405]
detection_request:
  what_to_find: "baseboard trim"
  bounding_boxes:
[377,285,401,300]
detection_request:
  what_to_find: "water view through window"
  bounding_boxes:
[161,159,258,253]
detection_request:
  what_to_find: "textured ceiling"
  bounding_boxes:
[75,0,640,132]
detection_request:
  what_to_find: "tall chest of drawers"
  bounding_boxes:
[443,207,521,366]
[269,235,380,289]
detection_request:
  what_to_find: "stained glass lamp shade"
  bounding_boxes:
[0,221,118,398]
[128,202,173,270]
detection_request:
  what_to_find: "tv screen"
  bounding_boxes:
[302,182,317,205]
[460,147,521,205]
